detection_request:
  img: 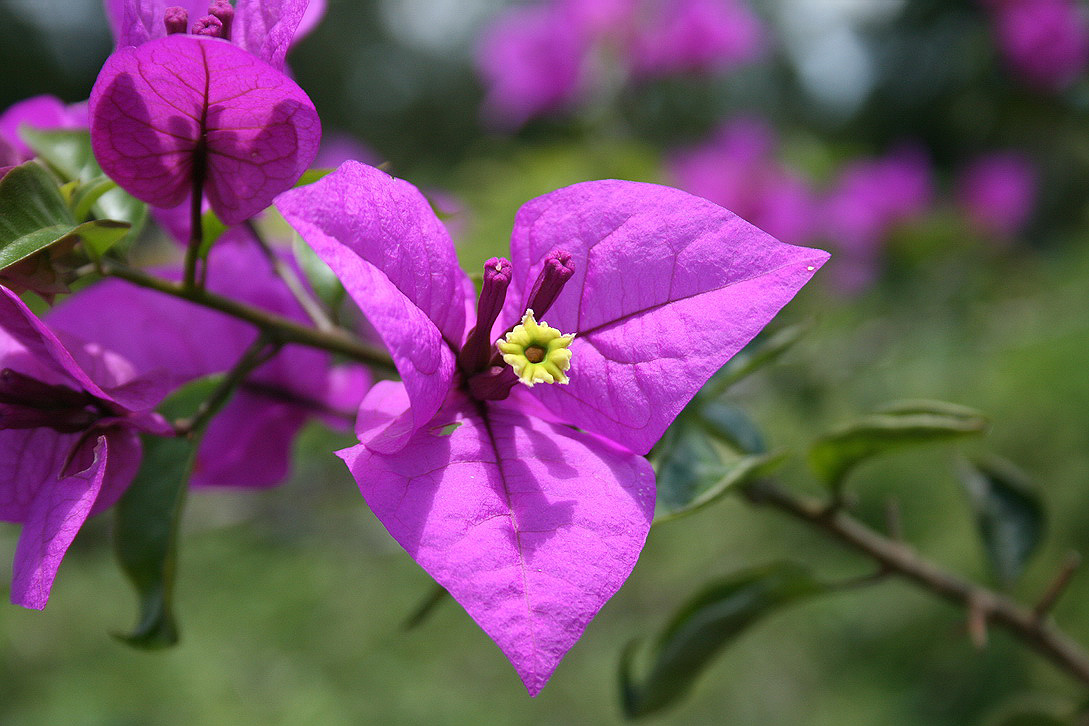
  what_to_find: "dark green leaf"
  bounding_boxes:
[0,163,132,271]
[0,161,77,271]
[809,400,988,491]
[698,401,767,454]
[959,456,1045,587]
[0,224,75,271]
[113,378,218,648]
[653,421,730,518]
[654,416,785,523]
[704,323,808,396]
[621,562,827,719]
[0,161,74,238]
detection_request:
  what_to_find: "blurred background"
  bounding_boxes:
[3,0,1089,723]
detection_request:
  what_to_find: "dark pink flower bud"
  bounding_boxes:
[208,0,235,41]
[525,248,574,318]
[192,15,223,38]
[458,257,512,375]
[164,6,188,35]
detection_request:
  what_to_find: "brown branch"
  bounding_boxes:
[1035,552,1082,621]
[743,478,1089,688]
[99,261,394,371]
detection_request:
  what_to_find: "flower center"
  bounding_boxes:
[497,310,574,387]
[524,345,546,364]
[461,250,576,400]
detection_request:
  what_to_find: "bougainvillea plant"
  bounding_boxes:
[5,1,1089,720]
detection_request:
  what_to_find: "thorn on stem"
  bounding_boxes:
[967,592,990,649]
[1034,551,1081,621]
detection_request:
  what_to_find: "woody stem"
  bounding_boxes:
[741,477,1089,687]
[94,261,394,371]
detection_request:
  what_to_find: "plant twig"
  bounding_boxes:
[742,478,1089,688]
[99,261,394,371]
[245,220,335,332]
[177,333,280,436]
[1035,552,1082,621]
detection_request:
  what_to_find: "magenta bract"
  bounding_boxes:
[276,161,829,694]
[0,286,171,609]
[89,35,320,225]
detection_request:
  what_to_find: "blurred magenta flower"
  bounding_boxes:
[986,0,1089,91]
[476,3,589,129]
[104,0,323,70]
[821,146,933,292]
[0,96,88,165]
[276,161,828,694]
[476,0,766,128]
[314,132,380,169]
[956,151,1037,241]
[47,238,368,489]
[668,117,818,246]
[629,0,765,76]
[0,287,173,609]
[89,33,320,225]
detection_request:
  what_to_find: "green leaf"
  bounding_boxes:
[0,161,74,238]
[653,416,784,523]
[959,456,1045,588]
[0,161,77,270]
[295,168,334,187]
[0,224,74,272]
[197,209,227,259]
[621,562,827,719]
[63,219,131,260]
[809,400,988,491]
[70,175,117,221]
[0,162,132,270]
[20,128,100,182]
[113,378,218,648]
[292,233,344,307]
[21,128,147,239]
[698,401,767,454]
[704,323,808,396]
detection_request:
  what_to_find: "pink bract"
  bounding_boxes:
[106,0,321,71]
[89,34,320,225]
[0,287,171,609]
[276,161,828,695]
